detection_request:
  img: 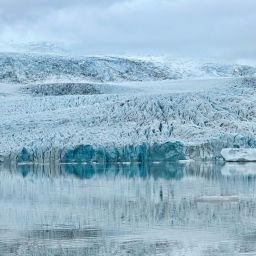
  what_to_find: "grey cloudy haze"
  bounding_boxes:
[0,0,255,60]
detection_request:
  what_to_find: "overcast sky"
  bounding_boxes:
[0,0,255,60]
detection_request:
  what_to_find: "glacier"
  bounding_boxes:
[0,53,256,163]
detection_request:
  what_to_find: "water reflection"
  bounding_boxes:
[0,162,256,255]
[4,161,224,180]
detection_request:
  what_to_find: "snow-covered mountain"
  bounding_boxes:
[0,53,256,84]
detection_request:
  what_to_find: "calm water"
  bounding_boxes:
[0,162,256,256]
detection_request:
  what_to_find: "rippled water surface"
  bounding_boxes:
[0,162,256,256]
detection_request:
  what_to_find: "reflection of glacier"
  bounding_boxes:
[0,163,256,255]
[2,161,226,180]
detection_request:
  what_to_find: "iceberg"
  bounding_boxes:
[221,148,256,162]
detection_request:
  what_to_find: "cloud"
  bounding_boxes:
[0,0,255,60]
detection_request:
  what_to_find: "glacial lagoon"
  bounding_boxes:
[0,162,256,255]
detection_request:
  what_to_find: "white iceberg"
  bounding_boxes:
[221,148,256,162]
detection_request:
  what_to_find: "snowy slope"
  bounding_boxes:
[0,53,256,162]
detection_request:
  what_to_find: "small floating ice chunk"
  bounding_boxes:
[178,159,195,164]
[221,148,256,162]
[195,196,239,203]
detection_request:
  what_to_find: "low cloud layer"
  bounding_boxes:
[0,0,255,60]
